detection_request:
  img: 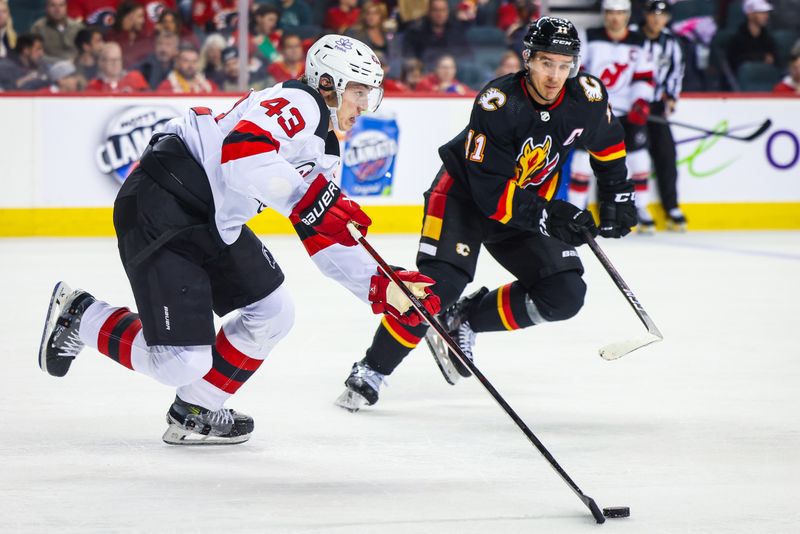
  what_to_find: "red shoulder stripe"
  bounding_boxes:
[220,120,281,164]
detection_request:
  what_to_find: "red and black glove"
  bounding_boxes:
[627,98,651,126]
[369,270,442,327]
[291,175,371,246]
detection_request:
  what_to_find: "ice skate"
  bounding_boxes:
[162,396,254,445]
[38,281,96,377]
[424,287,487,385]
[335,360,386,412]
[666,208,687,232]
[636,207,656,235]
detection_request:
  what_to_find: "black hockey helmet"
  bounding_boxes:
[523,17,581,77]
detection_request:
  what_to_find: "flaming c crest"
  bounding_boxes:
[514,135,560,188]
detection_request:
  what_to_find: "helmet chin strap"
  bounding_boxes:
[329,106,341,131]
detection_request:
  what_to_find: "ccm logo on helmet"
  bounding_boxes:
[302,181,341,226]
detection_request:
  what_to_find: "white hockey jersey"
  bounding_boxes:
[160,80,378,303]
[580,28,655,113]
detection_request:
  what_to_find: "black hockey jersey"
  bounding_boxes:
[438,71,628,232]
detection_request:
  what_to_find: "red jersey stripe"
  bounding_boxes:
[591,141,626,158]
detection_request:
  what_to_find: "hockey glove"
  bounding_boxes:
[291,175,371,247]
[539,199,598,246]
[627,98,651,126]
[598,185,637,238]
[369,270,442,327]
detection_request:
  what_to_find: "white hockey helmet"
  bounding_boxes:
[305,34,384,112]
[602,0,631,11]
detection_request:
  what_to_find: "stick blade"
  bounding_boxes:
[599,332,662,360]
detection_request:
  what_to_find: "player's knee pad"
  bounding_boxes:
[224,284,295,359]
[147,344,214,387]
[419,260,471,310]
[527,270,586,322]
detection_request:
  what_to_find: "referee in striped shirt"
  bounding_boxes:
[639,0,687,230]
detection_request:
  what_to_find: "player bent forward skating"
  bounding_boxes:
[38,34,440,445]
[336,17,637,411]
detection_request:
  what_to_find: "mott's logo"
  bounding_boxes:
[515,135,560,188]
[97,106,178,182]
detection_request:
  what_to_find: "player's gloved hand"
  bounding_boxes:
[291,174,371,246]
[598,184,637,238]
[539,199,598,246]
[369,270,442,327]
[627,98,651,126]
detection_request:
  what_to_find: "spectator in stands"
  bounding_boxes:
[157,43,218,92]
[136,0,178,36]
[346,1,389,56]
[726,0,777,72]
[494,49,521,77]
[0,0,17,59]
[252,4,282,64]
[136,30,178,89]
[73,26,103,80]
[218,45,274,92]
[399,56,424,90]
[87,41,149,91]
[42,58,84,92]
[268,0,312,31]
[31,0,84,62]
[0,33,49,90]
[402,0,470,65]
[414,54,472,94]
[199,33,227,86]
[192,0,238,34]
[373,49,406,94]
[774,50,800,94]
[106,1,152,68]
[325,0,360,34]
[155,7,198,48]
[506,0,539,57]
[67,0,119,31]
[267,32,304,82]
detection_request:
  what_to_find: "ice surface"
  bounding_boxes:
[2,232,799,533]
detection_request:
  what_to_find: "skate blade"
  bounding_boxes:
[335,389,368,412]
[423,331,461,386]
[666,221,687,233]
[637,224,655,235]
[38,281,72,374]
[162,424,250,446]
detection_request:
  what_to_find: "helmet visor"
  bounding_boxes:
[343,81,384,113]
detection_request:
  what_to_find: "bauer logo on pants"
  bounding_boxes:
[96,106,178,183]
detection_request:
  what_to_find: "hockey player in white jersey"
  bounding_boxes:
[37,34,441,445]
[568,0,657,232]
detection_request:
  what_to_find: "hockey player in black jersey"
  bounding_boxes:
[335,16,637,411]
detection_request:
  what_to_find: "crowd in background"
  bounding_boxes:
[0,0,798,95]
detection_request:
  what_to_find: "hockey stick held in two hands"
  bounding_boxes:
[583,230,663,360]
[347,223,608,524]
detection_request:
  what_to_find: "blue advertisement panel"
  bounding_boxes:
[340,114,399,197]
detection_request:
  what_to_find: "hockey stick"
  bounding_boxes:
[583,230,663,360]
[647,115,771,142]
[347,223,607,524]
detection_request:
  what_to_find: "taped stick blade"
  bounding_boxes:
[599,332,662,360]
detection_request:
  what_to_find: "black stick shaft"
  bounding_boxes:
[646,114,771,142]
[583,231,662,338]
[350,226,606,523]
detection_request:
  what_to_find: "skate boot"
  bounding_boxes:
[162,396,254,445]
[38,281,96,377]
[424,287,488,385]
[335,359,386,412]
[636,207,656,235]
[666,208,688,232]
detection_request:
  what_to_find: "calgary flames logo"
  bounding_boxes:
[514,135,560,188]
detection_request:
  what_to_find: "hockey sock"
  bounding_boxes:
[79,301,143,370]
[568,173,591,209]
[364,315,427,375]
[632,171,650,211]
[467,282,536,333]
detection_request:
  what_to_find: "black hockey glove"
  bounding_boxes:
[598,186,637,238]
[538,200,598,246]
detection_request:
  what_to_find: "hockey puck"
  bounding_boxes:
[602,507,630,518]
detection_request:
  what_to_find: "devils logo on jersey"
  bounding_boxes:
[599,62,629,88]
[514,136,560,188]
